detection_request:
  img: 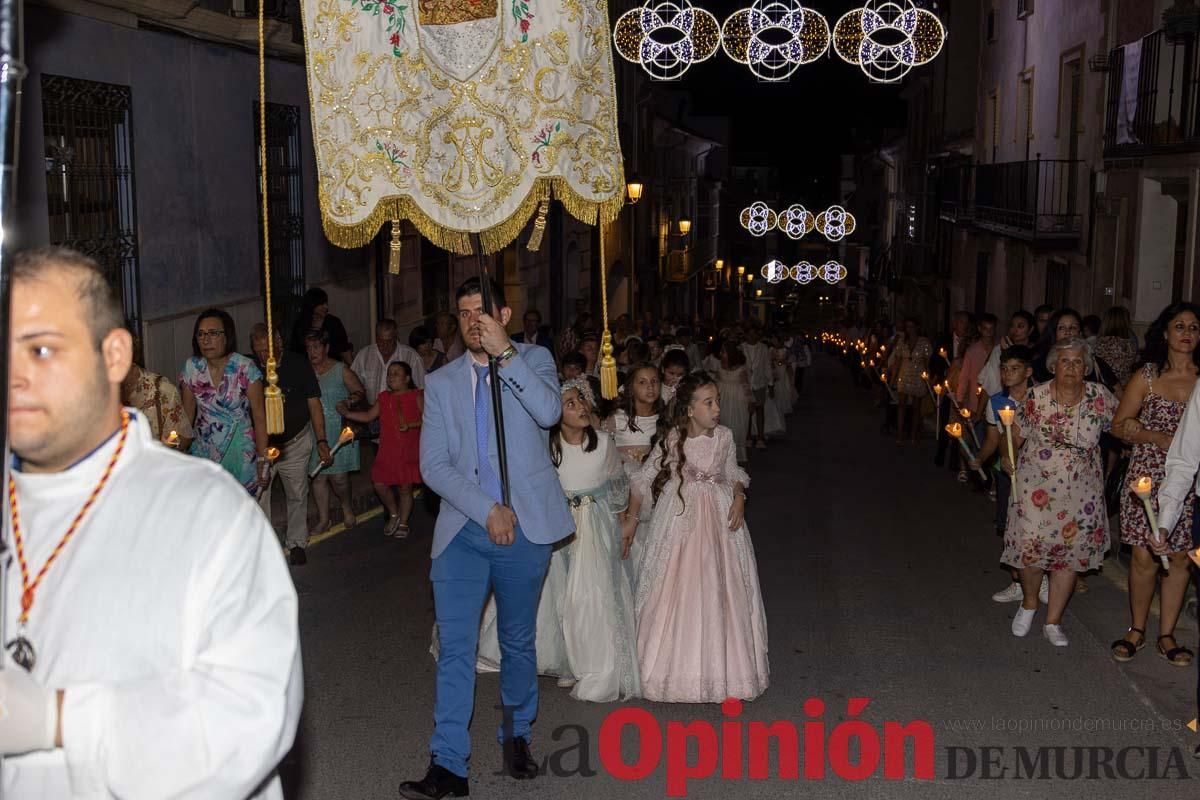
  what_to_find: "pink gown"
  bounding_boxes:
[632,425,769,702]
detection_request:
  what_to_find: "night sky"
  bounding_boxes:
[656,0,915,187]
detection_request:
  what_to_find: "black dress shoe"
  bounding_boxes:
[504,737,539,780]
[288,546,307,566]
[399,762,469,799]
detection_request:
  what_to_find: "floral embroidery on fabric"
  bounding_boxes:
[376,140,412,174]
[347,0,408,56]
[512,0,533,40]
[530,122,559,165]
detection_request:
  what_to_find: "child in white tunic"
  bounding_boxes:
[604,363,664,592]
[554,379,641,701]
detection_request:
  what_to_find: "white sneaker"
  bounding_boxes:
[1038,575,1049,605]
[556,677,577,688]
[992,582,1023,602]
[1012,606,1037,637]
[1043,624,1069,647]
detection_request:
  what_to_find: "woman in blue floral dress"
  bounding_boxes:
[179,309,269,494]
[1001,338,1116,648]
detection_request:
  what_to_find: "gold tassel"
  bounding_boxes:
[526,201,549,251]
[388,218,401,274]
[265,358,285,434]
[597,220,618,399]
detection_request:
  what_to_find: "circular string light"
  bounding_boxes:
[815,205,856,241]
[739,201,778,236]
[721,0,830,82]
[761,259,789,283]
[614,0,723,81]
[833,1,945,83]
[778,203,815,239]
[819,261,848,283]
[791,261,817,284]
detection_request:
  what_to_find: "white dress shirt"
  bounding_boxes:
[1157,378,1200,534]
[351,343,426,398]
[3,411,302,798]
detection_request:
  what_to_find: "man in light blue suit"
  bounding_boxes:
[400,277,574,800]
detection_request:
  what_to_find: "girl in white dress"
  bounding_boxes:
[552,378,641,701]
[717,342,753,462]
[604,363,663,591]
[624,372,769,703]
[770,336,797,415]
[660,347,691,406]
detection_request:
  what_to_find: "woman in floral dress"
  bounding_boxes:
[1002,338,1116,648]
[1110,303,1200,667]
[179,309,269,494]
[891,318,931,445]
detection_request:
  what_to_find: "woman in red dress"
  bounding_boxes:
[339,362,423,537]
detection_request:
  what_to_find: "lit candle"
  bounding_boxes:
[933,383,943,431]
[946,423,988,481]
[267,446,281,462]
[308,426,359,478]
[958,407,982,448]
[921,370,936,405]
[938,347,950,366]
[166,430,180,448]
[998,406,1016,471]
[1132,476,1170,570]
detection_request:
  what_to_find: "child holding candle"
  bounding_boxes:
[624,372,768,702]
[338,361,422,537]
[966,346,1047,605]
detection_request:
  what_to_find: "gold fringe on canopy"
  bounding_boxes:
[319,177,624,256]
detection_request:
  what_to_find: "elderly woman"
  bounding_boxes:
[1001,338,1117,647]
[179,309,269,494]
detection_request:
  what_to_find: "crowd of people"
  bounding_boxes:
[832,301,1200,758]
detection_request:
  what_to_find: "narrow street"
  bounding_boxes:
[286,356,1199,799]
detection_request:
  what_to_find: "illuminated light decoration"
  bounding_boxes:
[818,260,848,284]
[833,1,945,84]
[613,0,723,81]
[739,201,778,236]
[761,259,789,283]
[815,205,856,241]
[721,0,830,82]
[790,260,817,284]
[777,203,815,240]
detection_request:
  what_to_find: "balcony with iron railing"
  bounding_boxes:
[1104,29,1200,157]
[937,157,1085,244]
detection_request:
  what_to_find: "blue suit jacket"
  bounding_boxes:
[420,343,575,558]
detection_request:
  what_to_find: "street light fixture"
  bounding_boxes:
[756,288,763,298]
[737,264,745,276]
[715,258,724,270]
[678,218,692,236]
[626,178,644,204]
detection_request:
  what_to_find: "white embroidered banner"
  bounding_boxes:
[301,0,626,253]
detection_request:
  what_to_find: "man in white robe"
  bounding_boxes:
[0,246,303,798]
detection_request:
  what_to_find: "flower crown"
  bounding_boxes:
[561,377,595,409]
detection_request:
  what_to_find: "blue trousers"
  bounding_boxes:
[429,520,551,778]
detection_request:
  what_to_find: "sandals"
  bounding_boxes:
[1157,634,1194,667]
[1111,627,1146,662]
[383,515,410,538]
[393,524,411,539]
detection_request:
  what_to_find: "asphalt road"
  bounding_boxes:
[284,357,1200,799]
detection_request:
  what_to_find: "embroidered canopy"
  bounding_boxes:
[300,0,626,253]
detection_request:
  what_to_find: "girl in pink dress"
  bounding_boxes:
[339,362,423,538]
[623,371,769,702]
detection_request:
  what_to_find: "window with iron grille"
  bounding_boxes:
[1017,0,1033,19]
[42,74,142,339]
[253,102,306,325]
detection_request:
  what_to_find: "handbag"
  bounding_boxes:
[1104,452,1130,517]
